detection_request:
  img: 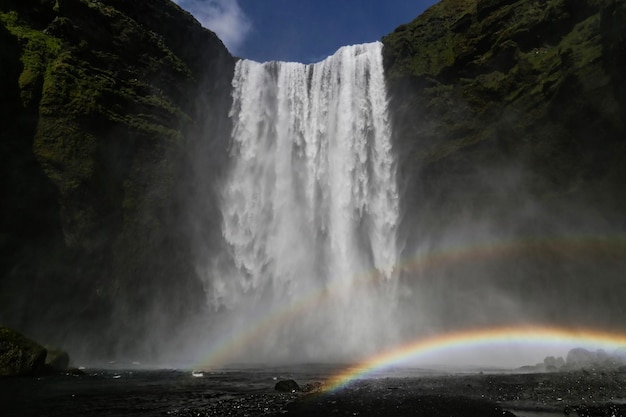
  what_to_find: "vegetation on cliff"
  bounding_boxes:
[383,0,625,214]
[0,0,234,358]
[382,0,626,330]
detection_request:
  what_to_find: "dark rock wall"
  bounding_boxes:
[0,0,234,359]
[382,0,626,330]
[384,0,626,224]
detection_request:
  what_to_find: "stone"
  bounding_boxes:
[301,381,324,393]
[0,326,47,376]
[44,346,70,372]
[566,347,597,368]
[274,379,300,392]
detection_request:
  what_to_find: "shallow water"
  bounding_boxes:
[0,364,352,417]
[0,368,285,416]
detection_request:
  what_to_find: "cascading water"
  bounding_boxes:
[203,42,401,363]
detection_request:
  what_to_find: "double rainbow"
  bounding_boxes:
[194,234,626,374]
[325,325,626,391]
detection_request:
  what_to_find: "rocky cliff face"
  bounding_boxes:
[382,0,626,329]
[384,0,625,228]
[0,0,234,359]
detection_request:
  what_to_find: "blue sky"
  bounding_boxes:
[172,0,439,63]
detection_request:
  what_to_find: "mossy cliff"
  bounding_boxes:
[383,0,625,235]
[382,0,626,328]
[0,0,234,358]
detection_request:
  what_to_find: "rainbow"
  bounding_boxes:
[396,234,626,275]
[325,325,626,391]
[194,234,626,369]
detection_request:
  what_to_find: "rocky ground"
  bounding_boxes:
[171,370,626,417]
[3,368,626,416]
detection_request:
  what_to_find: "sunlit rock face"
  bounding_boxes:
[197,43,402,362]
[382,0,626,332]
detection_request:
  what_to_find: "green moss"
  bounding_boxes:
[383,0,625,217]
[33,117,97,188]
[0,0,235,358]
[475,71,507,91]
[522,46,559,71]
[0,326,47,376]
[0,11,61,106]
[383,25,455,79]
[122,115,184,143]
[558,14,603,68]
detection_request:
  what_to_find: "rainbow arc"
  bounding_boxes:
[325,325,626,391]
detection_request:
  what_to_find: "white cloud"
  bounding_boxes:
[173,0,252,54]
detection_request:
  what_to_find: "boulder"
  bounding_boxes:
[274,379,300,392]
[0,326,47,376]
[543,355,565,371]
[44,346,70,372]
[301,381,324,393]
[566,347,597,368]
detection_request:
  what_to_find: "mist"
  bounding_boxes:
[166,38,626,371]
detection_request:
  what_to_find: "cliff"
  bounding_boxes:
[0,0,234,358]
[382,0,626,329]
[383,0,625,228]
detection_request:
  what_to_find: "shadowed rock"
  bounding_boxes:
[44,346,70,372]
[0,0,234,359]
[0,326,47,376]
[274,379,300,392]
[382,0,626,331]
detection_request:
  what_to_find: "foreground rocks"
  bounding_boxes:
[1,366,625,416]
[0,326,70,376]
[280,371,626,417]
[274,379,300,392]
[284,387,516,417]
[0,326,47,376]
[518,347,626,373]
[161,370,626,416]
[44,346,70,372]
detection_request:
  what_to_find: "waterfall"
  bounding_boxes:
[204,42,400,362]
